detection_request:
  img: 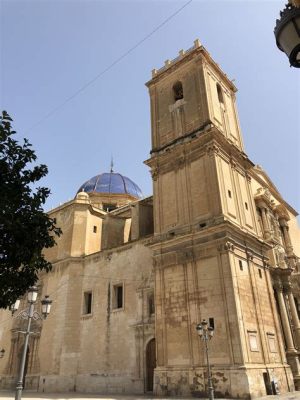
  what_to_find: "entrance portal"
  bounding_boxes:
[263,372,273,395]
[146,338,156,392]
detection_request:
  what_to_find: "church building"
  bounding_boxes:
[0,39,300,399]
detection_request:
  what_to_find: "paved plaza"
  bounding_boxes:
[1,391,300,400]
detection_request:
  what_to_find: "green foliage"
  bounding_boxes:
[0,111,61,309]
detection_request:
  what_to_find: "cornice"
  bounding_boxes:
[152,231,270,270]
[145,125,254,178]
[250,169,298,217]
[146,40,237,93]
[149,219,271,259]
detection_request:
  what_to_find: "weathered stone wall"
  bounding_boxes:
[146,41,298,398]
[36,242,153,393]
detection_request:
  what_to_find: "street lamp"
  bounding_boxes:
[10,299,20,315]
[196,319,215,400]
[10,287,52,400]
[274,1,300,68]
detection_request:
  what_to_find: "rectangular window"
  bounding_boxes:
[83,292,92,315]
[113,284,123,309]
[258,269,262,279]
[228,190,232,198]
[148,293,155,316]
[93,225,97,233]
[209,317,215,330]
[245,202,248,210]
[239,260,243,271]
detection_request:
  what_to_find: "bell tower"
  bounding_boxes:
[148,39,244,155]
[145,40,295,398]
[145,39,251,237]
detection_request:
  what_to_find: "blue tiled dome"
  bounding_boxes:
[77,172,143,199]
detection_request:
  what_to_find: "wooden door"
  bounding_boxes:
[146,338,156,392]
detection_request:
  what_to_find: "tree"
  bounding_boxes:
[0,111,61,309]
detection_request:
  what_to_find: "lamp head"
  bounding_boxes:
[41,295,52,319]
[201,319,208,327]
[27,286,38,303]
[10,299,20,315]
[274,3,300,68]
[196,323,203,337]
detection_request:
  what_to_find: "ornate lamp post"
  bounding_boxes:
[274,1,300,68]
[196,319,215,400]
[10,287,52,400]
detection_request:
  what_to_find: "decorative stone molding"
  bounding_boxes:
[279,218,289,228]
[286,255,297,270]
[255,187,272,204]
[295,257,300,273]
[262,256,270,268]
[274,204,290,222]
[229,157,237,169]
[245,173,252,183]
[177,249,194,263]
[151,167,159,181]
[274,245,287,268]
[273,279,283,292]
[246,250,254,262]
[174,155,185,170]
[134,323,155,339]
[217,240,235,253]
[206,142,220,157]
[274,207,294,257]
[153,257,161,268]
[283,281,293,294]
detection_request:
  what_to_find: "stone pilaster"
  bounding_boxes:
[274,280,300,389]
[279,218,294,257]
[284,282,300,350]
[275,281,295,352]
[257,203,271,240]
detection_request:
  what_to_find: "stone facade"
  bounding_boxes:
[145,40,300,398]
[0,39,300,398]
[0,193,155,394]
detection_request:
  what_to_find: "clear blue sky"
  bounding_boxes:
[1,0,299,213]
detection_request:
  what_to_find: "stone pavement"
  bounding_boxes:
[0,392,300,400]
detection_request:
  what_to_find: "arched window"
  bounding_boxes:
[173,81,183,101]
[216,83,224,104]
